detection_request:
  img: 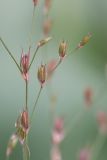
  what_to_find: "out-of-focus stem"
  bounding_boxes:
[52,47,78,73]
[67,47,78,58]
[28,46,39,70]
[0,37,21,72]
[29,6,36,47]
[30,86,42,122]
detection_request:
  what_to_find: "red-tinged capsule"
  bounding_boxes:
[20,48,30,81]
[79,147,91,160]
[59,41,67,59]
[43,18,52,36]
[38,64,46,87]
[84,87,93,106]
[44,0,51,15]
[52,117,65,145]
[33,0,38,6]
[21,110,29,132]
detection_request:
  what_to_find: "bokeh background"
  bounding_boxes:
[0,0,107,159]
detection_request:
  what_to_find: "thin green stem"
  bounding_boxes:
[22,137,30,160]
[25,80,28,110]
[52,58,62,72]
[51,47,78,73]
[28,46,39,70]
[0,37,21,72]
[28,6,36,47]
[67,47,78,58]
[30,86,42,122]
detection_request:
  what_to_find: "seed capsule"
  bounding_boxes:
[20,48,30,81]
[38,37,52,47]
[21,110,29,132]
[38,64,46,86]
[78,33,92,48]
[43,18,52,36]
[59,41,67,59]
[33,0,38,6]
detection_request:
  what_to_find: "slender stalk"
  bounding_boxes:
[22,145,26,160]
[51,47,78,73]
[52,58,62,72]
[28,46,39,70]
[30,86,42,122]
[67,47,78,58]
[25,80,28,110]
[0,37,21,72]
[28,6,36,47]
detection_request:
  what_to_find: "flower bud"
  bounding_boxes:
[52,117,65,145]
[84,87,93,106]
[33,0,38,6]
[38,37,52,47]
[43,18,52,36]
[59,41,67,59]
[21,110,29,132]
[20,48,30,81]
[79,147,91,160]
[38,64,46,86]
[44,0,51,15]
[78,33,92,48]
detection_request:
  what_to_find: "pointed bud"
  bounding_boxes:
[44,0,51,15]
[59,41,67,59]
[79,147,91,160]
[43,18,52,36]
[6,134,18,157]
[38,64,46,87]
[33,0,38,6]
[38,37,52,47]
[78,33,92,49]
[84,88,93,107]
[21,110,29,133]
[97,111,107,134]
[20,48,30,81]
[15,111,29,144]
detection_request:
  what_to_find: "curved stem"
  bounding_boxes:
[30,86,42,122]
[0,37,21,72]
[52,58,62,72]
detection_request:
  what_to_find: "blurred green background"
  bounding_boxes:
[0,0,107,159]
